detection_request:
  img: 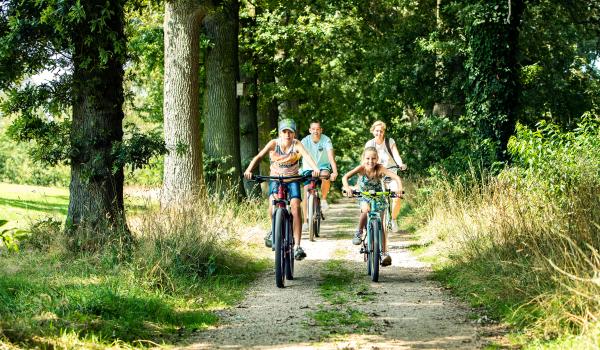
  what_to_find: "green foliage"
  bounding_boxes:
[0,219,28,253]
[507,114,600,197]
[112,124,166,172]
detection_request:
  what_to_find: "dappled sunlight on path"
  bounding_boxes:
[176,198,491,350]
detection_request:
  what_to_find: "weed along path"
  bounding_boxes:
[178,199,489,350]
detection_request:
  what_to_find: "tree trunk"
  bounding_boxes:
[465,0,524,162]
[202,1,244,196]
[239,12,261,197]
[162,0,208,208]
[67,0,127,246]
[257,66,279,180]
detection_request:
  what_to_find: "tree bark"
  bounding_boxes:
[162,0,209,208]
[67,0,127,244]
[202,1,244,196]
[239,12,261,197]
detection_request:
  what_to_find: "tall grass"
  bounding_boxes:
[0,190,269,349]
[414,117,600,346]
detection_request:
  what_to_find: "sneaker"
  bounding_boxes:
[381,253,392,266]
[321,200,329,210]
[264,231,273,248]
[352,230,363,245]
[391,220,399,233]
[302,222,308,232]
[294,246,306,260]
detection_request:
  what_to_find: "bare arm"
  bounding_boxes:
[326,148,338,181]
[296,141,320,177]
[391,143,406,170]
[244,140,275,179]
[342,165,363,196]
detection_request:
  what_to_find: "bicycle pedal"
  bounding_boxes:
[360,248,365,254]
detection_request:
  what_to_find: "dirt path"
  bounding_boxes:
[178,199,491,349]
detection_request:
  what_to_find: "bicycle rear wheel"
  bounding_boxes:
[273,209,286,288]
[285,215,294,280]
[370,220,381,282]
[308,194,315,241]
[384,198,393,233]
[315,199,321,238]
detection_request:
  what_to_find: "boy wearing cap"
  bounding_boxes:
[244,119,320,260]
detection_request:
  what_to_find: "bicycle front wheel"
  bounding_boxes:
[370,220,381,282]
[273,209,286,288]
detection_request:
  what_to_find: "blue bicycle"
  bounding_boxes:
[252,174,312,288]
[348,189,400,282]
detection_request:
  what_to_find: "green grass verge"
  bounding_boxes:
[0,248,268,349]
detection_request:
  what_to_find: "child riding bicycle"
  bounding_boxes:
[342,147,403,266]
[243,119,320,261]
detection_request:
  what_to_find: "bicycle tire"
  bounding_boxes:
[371,220,381,282]
[285,214,294,280]
[366,222,372,276]
[274,208,286,288]
[308,194,315,241]
[315,197,321,238]
[384,198,393,233]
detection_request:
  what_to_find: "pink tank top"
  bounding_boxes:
[269,139,301,176]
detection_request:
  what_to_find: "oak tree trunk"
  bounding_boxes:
[202,1,244,196]
[67,0,127,245]
[162,0,209,208]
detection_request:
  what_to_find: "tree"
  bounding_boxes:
[161,0,211,207]
[202,0,244,195]
[239,1,261,197]
[0,0,136,245]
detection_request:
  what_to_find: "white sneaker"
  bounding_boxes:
[302,223,308,232]
[321,200,329,210]
[391,220,399,233]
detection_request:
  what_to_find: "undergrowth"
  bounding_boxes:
[0,192,269,349]
[413,117,600,348]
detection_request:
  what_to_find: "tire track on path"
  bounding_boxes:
[177,199,490,349]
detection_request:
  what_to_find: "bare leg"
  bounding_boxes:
[320,170,331,200]
[392,197,401,221]
[291,198,302,246]
[302,185,309,224]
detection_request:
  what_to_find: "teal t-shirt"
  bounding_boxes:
[301,135,333,172]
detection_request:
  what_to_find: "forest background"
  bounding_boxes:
[0,0,599,349]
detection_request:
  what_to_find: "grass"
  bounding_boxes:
[0,186,271,349]
[410,170,600,349]
[0,183,156,230]
[306,259,375,336]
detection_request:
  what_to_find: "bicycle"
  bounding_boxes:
[251,173,312,288]
[305,173,330,241]
[346,189,400,282]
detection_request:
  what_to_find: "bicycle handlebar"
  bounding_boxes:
[251,174,313,183]
[342,189,404,198]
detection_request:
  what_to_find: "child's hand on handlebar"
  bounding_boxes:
[244,171,253,180]
[311,169,320,177]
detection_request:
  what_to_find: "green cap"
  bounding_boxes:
[278,119,296,133]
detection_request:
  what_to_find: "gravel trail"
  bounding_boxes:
[177,199,492,349]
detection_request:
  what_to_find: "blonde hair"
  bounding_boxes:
[370,120,386,133]
[362,146,379,160]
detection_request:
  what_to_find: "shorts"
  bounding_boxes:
[301,166,332,186]
[383,176,400,191]
[269,181,302,200]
